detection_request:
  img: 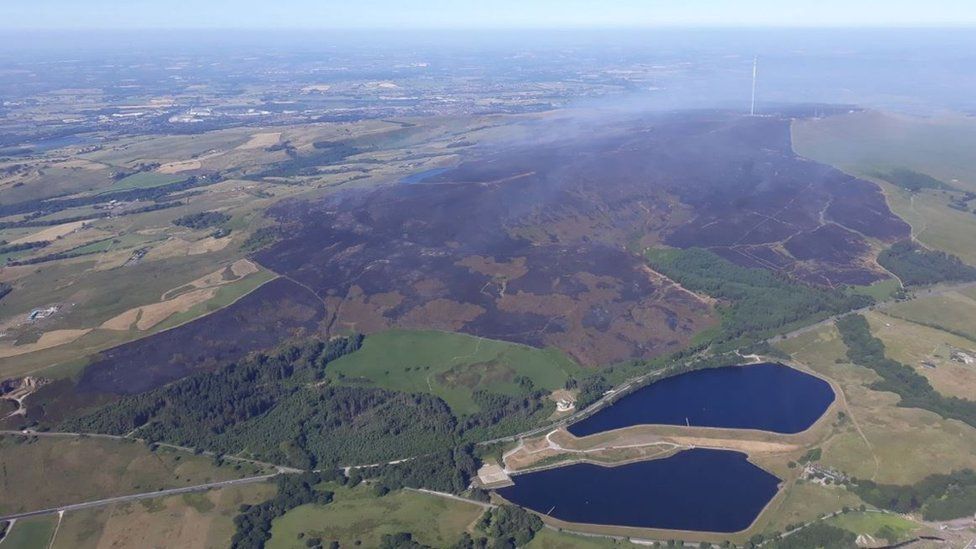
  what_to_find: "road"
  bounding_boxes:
[769,279,976,344]
[0,473,277,522]
[0,430,297,473]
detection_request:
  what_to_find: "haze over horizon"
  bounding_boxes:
[3,0,976,30]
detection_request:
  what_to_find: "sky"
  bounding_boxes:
[3,0,976,30]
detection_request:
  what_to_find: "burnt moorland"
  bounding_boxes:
[253,111,908,366]
[45,110,912,405]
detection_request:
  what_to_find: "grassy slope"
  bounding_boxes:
[525,528,622,548]
[884,290,976,342]
[51,482,275,549]
[864,311,976,401]
[0,435,269,515]
[0,265,276,380]
[827,511,920,542]
[776,324,976,485]
[97,172,186,194]
[792,111,976,265]
[326,330,581,414]
[3,515,58,549]
[266,485,485,548]
[792,111,976,192]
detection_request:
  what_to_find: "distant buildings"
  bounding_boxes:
[28,306,59,321]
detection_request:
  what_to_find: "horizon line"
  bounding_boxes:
[3,24,976,32]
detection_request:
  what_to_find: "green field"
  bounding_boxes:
[98,172,185,194]
[266,486,485,548]
[525,528,623,548]
[51,482,275,549]
[827,511,919,542]
[884,290,976,343]
[845,279,902,301]
[2,515,58,549]
[0,435,268,515]
[154,268,277,331]
[792,112,976,265]
[776,324,976,485]
[793,111,976,192]
[326,330,581,414]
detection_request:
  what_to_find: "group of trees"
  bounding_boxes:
[231,472,335,549]
[877,240,976,286]
[361,444,479,495]
[647,247,871,349]
[63,333,555,472]
[852,469,976,520]
[0,240,49,255]
[172,210,231,230]
[873,168,949,192]
[835,314,976,429]
[0,174,213,219]
[466,505,544,549]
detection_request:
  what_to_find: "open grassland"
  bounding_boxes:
[793,112,976,265]
[827,511,922,542]
[793,110,976,192]
[0,261,275,380]
[2,515,58,548]
[326,330,581,414]
[883,290,976,343]
[50,482,275,549]
[864,311,976,400]
[266,485,485,549]
[776,324,976,485]
[759,481,861,537]
[882,184,976,266]
[97,172,185,194]
[525,528,623,548]
[0,115,499,381]
[0,435,269,515]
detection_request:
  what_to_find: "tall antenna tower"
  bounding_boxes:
[750,56,758,116]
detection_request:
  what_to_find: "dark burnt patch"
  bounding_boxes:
[76,278,326,395]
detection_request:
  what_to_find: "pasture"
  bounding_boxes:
[865,311,976,400]
[50,482,275,549]
[827,511,921,543]
[0,435,268,515]
[326,330,581,414]
[884,290,976,343]
[2,515,58,548]
[793,111,976,264]
[776,324,976,485]
[266,486,485,548]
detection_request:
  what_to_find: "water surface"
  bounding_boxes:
[497,449,780,532]
[568,363,834,437]
[398,167,449,184]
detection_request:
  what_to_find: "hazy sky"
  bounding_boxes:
[4,0,976,30]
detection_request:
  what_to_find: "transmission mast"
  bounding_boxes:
[750,56,758,116]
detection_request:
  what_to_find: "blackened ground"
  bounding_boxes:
[76,278,325,395]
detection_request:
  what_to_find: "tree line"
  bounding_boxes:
[646,247,871,350]
[62,334,554,470]
[835,314,976,429]
[878,240,976,286]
